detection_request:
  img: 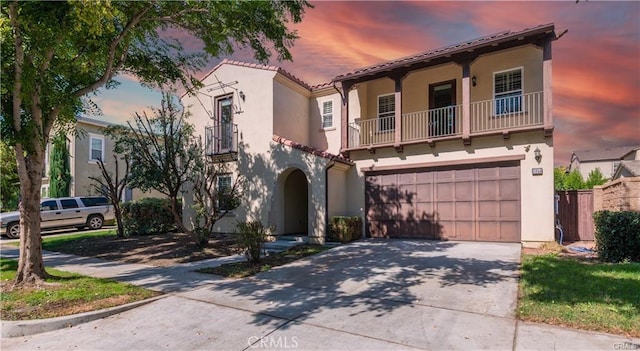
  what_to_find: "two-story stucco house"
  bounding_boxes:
[41,116,152,201]
[182,23,560,247]
[569,145,640,180]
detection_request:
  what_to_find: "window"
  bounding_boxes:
[377,94,395,132]
[41,185,49,198]
[80,197,109,207]
[494,68,523,114]
[40,200,58,211]
[89,134,105,162]
[60,199,79,209]
[322,101,333,129]
[217,174,234,211]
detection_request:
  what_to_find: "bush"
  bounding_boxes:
[593,210,640,263]
[328,216,363,243]
[236,220,272,264]
[121,198,178,236]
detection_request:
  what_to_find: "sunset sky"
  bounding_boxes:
[92,1,640,166]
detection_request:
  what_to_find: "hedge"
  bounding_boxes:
[593,210,640,263]
[328,216,362,243]
[121,198,178,236]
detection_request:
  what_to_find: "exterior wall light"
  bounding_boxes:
[472,76,477,87]
[239,91,246,101]
[534,147,542,164]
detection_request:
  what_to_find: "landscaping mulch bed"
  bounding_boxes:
[46,232,240,267]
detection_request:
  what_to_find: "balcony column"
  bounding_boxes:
[461,62,471,144]
[339,81,352,152]
[543,39,553,137]
[392,73,405,152]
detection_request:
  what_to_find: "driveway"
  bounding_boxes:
[3,240,636,350]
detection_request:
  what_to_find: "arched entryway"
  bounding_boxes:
[283,168,308,235]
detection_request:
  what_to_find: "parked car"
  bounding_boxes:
[0,196,114,239]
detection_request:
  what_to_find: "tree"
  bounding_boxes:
[89,155,130,238]
[108,94,201,241]
[1,1,310,286]
[553,167,568,191]
[48,133,71,198]
[585,167,608,189]
[0,140,20,211]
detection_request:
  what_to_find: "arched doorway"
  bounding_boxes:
[283,168,308,235]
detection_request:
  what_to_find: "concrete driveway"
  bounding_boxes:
[3,240,636,350]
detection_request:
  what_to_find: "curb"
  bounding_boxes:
[1,295,167,338]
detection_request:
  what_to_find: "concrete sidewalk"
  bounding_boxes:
[1,241,639,350]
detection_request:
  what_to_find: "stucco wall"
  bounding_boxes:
[309,91,342,154]
[593,177,640,212]
[345,131,554,244]
[273,76,310,145]
[579,161,614,180]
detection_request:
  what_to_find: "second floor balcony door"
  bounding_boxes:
[216,95,233,153]
[429,80,456,137]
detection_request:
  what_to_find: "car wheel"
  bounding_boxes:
[87,215,104,230]
[6,223,20,239]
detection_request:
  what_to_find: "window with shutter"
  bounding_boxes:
[377,94,395,132]
[322,101,333,128]
[494,68,523,114]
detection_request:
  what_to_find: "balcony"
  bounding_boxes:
[205,123,238,162]
[348,91,543,149]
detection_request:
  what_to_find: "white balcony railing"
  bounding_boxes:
[471,91,543,133]
[346,91,544,149]
[402,105,461,141]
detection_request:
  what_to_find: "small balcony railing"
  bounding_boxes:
[347,91,544,149]
[205,123,238,156]
[471,91,543,133]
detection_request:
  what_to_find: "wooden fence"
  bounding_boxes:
[555,190,595,241]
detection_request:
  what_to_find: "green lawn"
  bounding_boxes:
[518,254,640,337]
[7,228,117,248]
[0,258,159,320]
[198,244,330,278]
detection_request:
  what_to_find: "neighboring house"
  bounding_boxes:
[569,145,640,180]
[611,160,640,180]
[41,116,151,201]
[182,23,560,246]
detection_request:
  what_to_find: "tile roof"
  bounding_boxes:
[202,59,315,91]
[335,23,556,81]
[272,135,353,165]
[573,146,640,162]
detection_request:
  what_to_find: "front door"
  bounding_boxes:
[428,80,456,137]
[216,95,233,153]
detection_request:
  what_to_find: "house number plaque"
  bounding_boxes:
[532,168,543,176]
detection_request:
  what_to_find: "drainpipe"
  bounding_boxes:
[325,160,336,243]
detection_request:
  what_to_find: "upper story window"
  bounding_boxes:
[377,94,395,132]
[89,134,105,162]
[322,101,333,129]
[494,68,523,115]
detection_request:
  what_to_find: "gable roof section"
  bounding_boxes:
[335,23,557,82]
[272,135,353,165]
[200,59,314,91]
[613,160,640,179]
[572,146,640,162]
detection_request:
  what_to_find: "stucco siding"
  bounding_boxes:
[273,77,310,145]
[346,131,554,244]
[579,161,614,180]
[309,91,342,154]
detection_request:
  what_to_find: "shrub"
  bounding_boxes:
[236,220,273,264]
[328,216,363,243]
[121,198,178,236]
[593,210,640,263]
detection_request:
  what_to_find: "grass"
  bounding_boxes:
[518,254,640,337]
[198,244,330,278]
[0,258,160,320]
[8,228,117,248]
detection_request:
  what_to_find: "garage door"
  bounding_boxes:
[365,162,520,242]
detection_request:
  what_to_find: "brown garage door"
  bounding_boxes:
[365,162,520,242]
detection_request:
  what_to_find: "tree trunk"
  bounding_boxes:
[114,203,124,238]
[14,143,48,286]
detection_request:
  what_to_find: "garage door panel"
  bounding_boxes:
[455,182,473,201]
[366,162,520,242]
